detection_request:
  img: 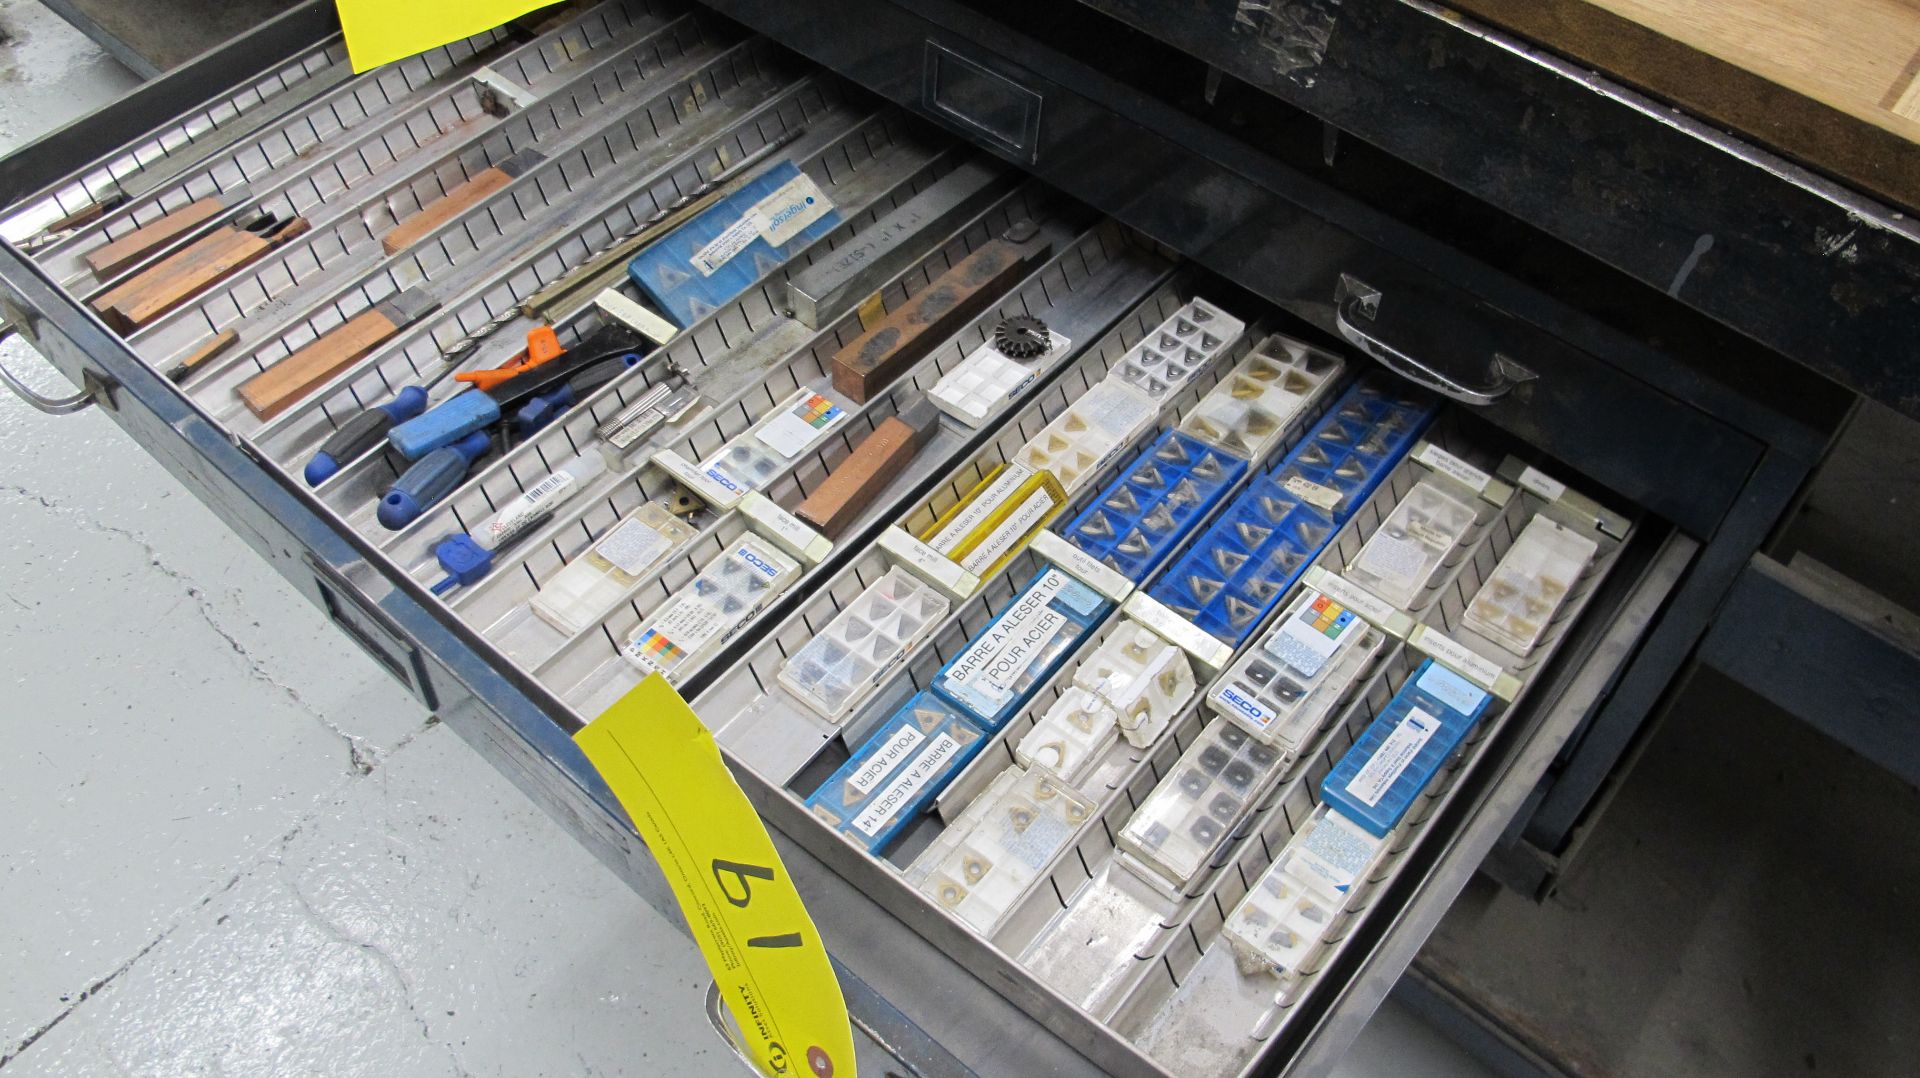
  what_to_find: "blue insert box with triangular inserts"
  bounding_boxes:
[627,160,842,327]
[1143,379,1434,648]
[1059,429,1248,583]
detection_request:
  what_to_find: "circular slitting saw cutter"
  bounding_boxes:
[992,314,1051,360]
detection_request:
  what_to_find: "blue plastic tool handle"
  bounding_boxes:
[378,430,491,531]
[303,386,428,486]
[387,391,501,460]
[511,353,643,436]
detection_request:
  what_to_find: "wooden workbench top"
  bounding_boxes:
[1448,0,1920,211]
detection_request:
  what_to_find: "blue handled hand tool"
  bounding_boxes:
[377,430,492,531]
[302,386,429,486]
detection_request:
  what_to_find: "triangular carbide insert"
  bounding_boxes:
[1142,504,1176,533]
[1258,495,1296,521]
[1192,454,1225,481]
[1078,510,1115,538]
[1118,530,1153,556]
[1166,478,1202,508]
[1132,465,1166,489]
[1155,438,1191,466]
[1212,547,1250,575]
[1187,575,1224,603]
[650,261,692,291]
[1236,521,1273,548]
[1268,547,1306,574]
[1105,485,1141,515]
[1225,596,1261,628]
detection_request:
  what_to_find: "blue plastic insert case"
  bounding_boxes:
[1059,429,1248,582]
[804,691,988,854]
[626,160,842,326]
[1144,379,1433,647]
[1318,658,1494,836]
[931,566,1112,732]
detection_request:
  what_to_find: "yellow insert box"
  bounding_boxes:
[920,463,1069,580]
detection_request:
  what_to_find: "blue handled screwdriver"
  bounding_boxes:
[377,430,493,531]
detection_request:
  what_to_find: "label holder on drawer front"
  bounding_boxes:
[922,41,1044,163]
[305,554,437,710]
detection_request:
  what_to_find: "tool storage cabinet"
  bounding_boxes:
[0,0,1845,1074]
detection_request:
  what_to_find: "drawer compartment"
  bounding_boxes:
[707,357,1678,1073]
[0,4,1695,1074]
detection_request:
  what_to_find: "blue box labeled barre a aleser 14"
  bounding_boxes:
[627,160,841,326]
[805,691,988,854]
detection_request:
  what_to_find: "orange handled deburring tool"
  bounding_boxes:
[454,326,563,391]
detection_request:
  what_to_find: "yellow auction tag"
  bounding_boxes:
[336,0,554,73]
[575,675,855,1078]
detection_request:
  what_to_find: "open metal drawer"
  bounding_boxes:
[0,2,1701,1074]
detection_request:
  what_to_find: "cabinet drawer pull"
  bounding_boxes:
[0,310,107,415]
[1335,277,1536,406]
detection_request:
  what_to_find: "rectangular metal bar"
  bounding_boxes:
[1697,553,1920,788]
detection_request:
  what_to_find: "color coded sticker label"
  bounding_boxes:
[1309,571,1400,632]
[1270,593,1353,678]
[757,394,848,460]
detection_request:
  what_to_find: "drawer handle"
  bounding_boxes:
[704,980,772,1077]
[0,316,106,415]
[1334,279,1535,406]
[922,41,1045,164]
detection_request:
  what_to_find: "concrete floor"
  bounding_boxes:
[0,4,1491,1074]
[1422,668,1920,1077]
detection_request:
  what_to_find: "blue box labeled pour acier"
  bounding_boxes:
[627,160,841,327]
